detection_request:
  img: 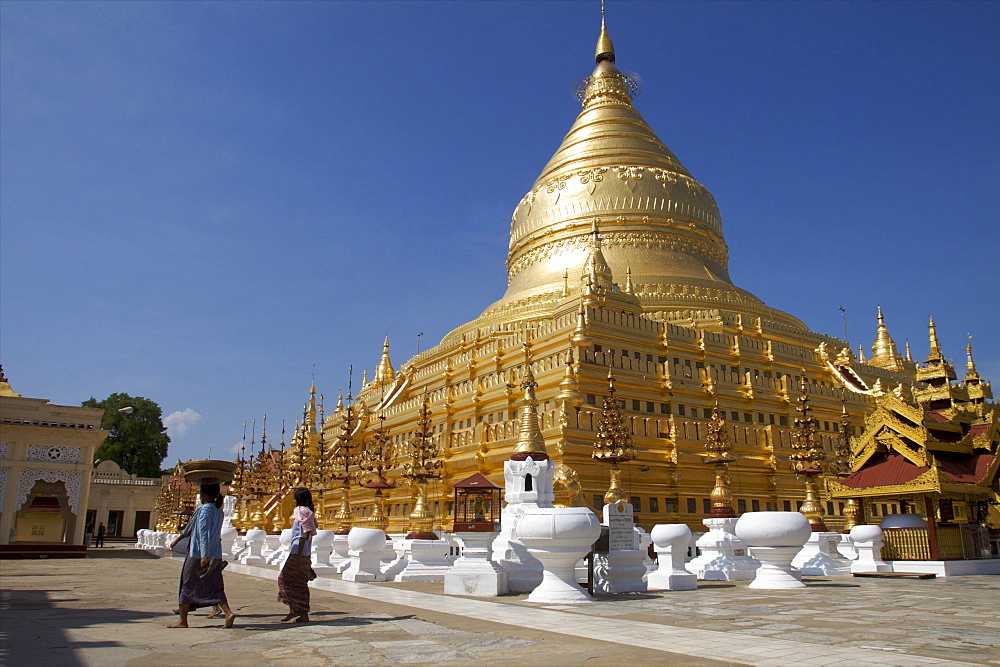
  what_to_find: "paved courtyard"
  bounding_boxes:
[1,548,998,666]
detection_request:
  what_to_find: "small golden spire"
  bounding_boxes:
[965,335,980,381]
[307,379,318,433]
[857,343,866,363]
[927,316,943,363]
[624,267,634,294]
[905,339,913,362]
[596,0,615,63]
[870,305,904,370]
[562,269,570,298]
[511,364,549,460]
[374,334,395,385]
[581,219,614,293]
[571,303,590,347]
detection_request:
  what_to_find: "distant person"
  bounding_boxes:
[168,483,236,629]
[84,524,93,548]
[95,523,105,548]
[277,487,317,623]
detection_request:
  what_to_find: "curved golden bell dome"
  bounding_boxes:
[476,22,804,330]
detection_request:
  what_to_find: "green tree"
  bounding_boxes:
[84,393,170,477]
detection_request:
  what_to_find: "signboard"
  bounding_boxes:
[604,501,635,551]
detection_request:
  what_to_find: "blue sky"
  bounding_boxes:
[2,1,997,466]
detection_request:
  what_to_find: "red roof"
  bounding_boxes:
[937,451,994,484]
[970,423,990,437]
[841,452,928,489]
[926,411,949,423]
[453,473,501,489]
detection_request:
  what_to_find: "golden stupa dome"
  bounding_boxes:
[477,20,804,330]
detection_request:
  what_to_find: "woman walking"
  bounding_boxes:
[277,488,317,623]
[168,482,236,628]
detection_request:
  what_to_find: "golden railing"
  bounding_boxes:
[881,525,991,560]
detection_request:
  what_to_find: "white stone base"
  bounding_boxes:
[685,518,758,581]
[646,547,698,591]
[385,538,452,582]
[747,546,805,589]
[493,504,546,594]
[239,529,267,565]
[326,534,352,574]
[445,531,507,597]
[342,528,387,582]
[526,549,595,604]
[792,532,852,576]
[888,559,1000,576]
[593,550,647,594]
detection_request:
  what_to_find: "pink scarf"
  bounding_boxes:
[292,506,317,534]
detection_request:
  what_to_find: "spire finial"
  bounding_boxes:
[596,0,615,63]
[965,334,978,376]
[375,333,395,385]
[927,316,943,363]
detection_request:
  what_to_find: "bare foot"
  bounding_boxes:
[172,608,180,615]
[293,613,310,623]
[223,613,237,629]
[281,612,297,622]
[166,622,188,628]
[206,609,222,619]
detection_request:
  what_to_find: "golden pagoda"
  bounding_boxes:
[245,15,996,537]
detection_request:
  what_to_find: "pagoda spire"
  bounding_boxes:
[869,305,904,371]
[307,379,318,434]
[927,316,944,363]
[374,334,395,386]
[581,219,614,295]
[596,0,615,64]
[965,336,981,383]
[511,358,548,461]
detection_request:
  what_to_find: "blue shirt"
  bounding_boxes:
[289,518,312,555]
[188,502,223,559]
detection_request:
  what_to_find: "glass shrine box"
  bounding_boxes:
[452,473,501,532]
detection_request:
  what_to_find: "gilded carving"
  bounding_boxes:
[576,167,607,184]
[612,165,644,182]
[507,228,728,280]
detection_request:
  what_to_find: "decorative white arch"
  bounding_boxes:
[15,468,83,514]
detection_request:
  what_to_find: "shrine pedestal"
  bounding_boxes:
[265,529,292,566]
[310,530,338,574]
[342,527,386,582]
[493,506,544,593]
[647,524,698,591]
[592,503,646,594]
[239,529,267,565]
[384,537,452,582]
[327,534,352,573]
[792,532,852,576]
[445,531,506,596]
[848,525,891,574]
[685,518,758,581]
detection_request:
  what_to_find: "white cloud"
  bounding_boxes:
[163,408,204,439]
[228,439,243,455]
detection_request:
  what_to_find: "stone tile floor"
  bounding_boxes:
[2,549,997,666]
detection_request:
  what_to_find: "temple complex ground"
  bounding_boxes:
[1,548,997,666]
